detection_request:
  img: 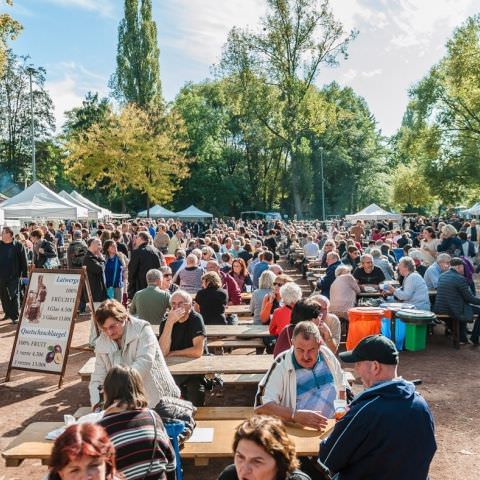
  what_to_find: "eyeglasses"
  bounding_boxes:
[163,274,172,278]
[273,282,283,287]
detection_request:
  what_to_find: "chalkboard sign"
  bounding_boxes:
[6,268,91,388]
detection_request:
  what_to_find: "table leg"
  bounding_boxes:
[194,457,210,466]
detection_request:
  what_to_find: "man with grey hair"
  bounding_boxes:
[384,257,430,311]
[159,289,207,405]
[255,321,346,429]
[424,253,451,289]
[176,254,204,294]
[129,269,171,333]
[316,251,342,299]
[353,253,385,286]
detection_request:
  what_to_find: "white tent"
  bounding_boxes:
[345,203,401,222]
[0,181,89,219]
[174,205,213,220]
[59,190,101,220]
[0,206,4,226]
[137,204,177,218]
[70,190,111,219]
[462,203,480,216]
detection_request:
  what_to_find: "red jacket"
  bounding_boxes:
[220,271,241,305]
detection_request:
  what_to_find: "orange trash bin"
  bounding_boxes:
[346,307,384,350]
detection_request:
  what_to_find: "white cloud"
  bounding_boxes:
[43,0,116,18]
[45,62,109,130]
[361,69,382,78]
[343,69,358,81]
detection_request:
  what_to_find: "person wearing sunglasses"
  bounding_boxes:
[160,266,178,294]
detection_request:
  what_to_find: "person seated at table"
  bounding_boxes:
[99,365,175,480]
[423,253,451,289]
[318,335,436,480]
[303,235,320,258]
[231,257,252,292]
[259,273,293,324]
[273,296,340,357]
[160,265,178,294]
[253,250,275,289]
[437,224,463,257]
[269,282,303,337]
[217,415,311,480]
[371,248,394,281]
[194,271,228,325]
[433,257,480,345]
[329,265,361,322]
[341,245,360,270]
[250,270,277,324]
[255,321,346,430]
[47,423,121,480]
[159,290,207,405]
[206,259,242,306]
[316,251,342,299]
[175,253,204,295]
[353,253,385,287]
[319,240,336,268]
[129,269,170,335]
[90,300,180,410]
[384,257,430,311]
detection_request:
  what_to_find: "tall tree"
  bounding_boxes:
[0,50,55,184]
[220,0,356,217]
[110,0,162,108]
[0,0,22,77]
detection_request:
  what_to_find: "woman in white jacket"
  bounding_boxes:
[89,300,180,409]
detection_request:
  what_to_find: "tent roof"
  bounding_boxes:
[463,202,480,215]
[70,191,111,219]
[137,204,177,218]
[0,181,88,219]
[174,205,213,219]
[345,203,401,221]
[59,191,101,220]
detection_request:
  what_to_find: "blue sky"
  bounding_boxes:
[7,0,480,135]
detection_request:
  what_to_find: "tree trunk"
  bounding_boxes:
[146,195,150,218]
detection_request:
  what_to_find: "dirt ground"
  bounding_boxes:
[0,266,479,479]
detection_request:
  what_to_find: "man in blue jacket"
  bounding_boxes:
[316,252,341,299]
[318,335,436,479]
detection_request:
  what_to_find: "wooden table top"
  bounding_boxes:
[205,324,269,338]
[225,304,252,316]
[2,419,335,467]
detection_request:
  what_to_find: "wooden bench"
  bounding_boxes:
[435,314,476,349]
[208,338,264,354]
[1,419,335,467]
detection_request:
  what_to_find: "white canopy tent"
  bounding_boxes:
[174,205,213,220]
[59,191,101,220]
[0,206,4,226]
[137,204,177,218]
[346,203,401,222]
[0,182,89,219]
[462,203,480,216]
[70,190,111,219]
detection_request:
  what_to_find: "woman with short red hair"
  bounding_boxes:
[47,423,122,480]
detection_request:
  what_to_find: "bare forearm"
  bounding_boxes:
[255,402,294,422]
[168,346,203,358]
[159,325,174,357]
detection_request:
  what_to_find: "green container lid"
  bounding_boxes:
[396,309,436,324]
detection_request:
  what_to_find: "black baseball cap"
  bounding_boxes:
[339,335,399,365]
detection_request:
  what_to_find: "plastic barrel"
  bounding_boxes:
[379,303,415,350]
[346,307,385,350]
[395,309,436,352]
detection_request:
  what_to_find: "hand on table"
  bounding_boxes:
[293,409,328,431]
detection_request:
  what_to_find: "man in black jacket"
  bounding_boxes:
[0,227,28,323]
[319,335,437,480]
[433,257,480,344]
[128,232,164,299]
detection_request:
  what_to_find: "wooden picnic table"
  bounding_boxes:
[79,353,273,381]
[225,304,251,316]
[2,419,335,467]
[357,289,437,299]
[205,324,269,338]
[240,292,252,303]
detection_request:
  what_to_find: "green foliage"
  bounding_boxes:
[392,164,435,211]
[110,0,162,108]
[0,50,55,184]
[0,0,22,77]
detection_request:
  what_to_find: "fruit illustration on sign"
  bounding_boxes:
[46,345,63,364]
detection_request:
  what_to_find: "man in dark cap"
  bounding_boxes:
[318,335,437,480]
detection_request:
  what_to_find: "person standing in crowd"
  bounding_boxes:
[129,269,171,334]
[67,230,88,268]
[195,271,228,325]
[217,415,311,480]
[167,229,185,255]
[319,335,436,480]
[128,232,164,299]
[30,228,58,268]
[103,240,126,303]
[419,226,439,266]
[111,230,129,257]
[90,300,180,409]
[160,265,178,294]
[159,290,207,406]
[99,365,176,480]
[0,227,28,324]
[153,223,171,254]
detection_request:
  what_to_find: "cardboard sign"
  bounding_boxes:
[6,268,89,387]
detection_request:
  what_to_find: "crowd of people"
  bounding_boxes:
[2,212,478,478]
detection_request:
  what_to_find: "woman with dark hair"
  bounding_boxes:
[47,423,121,480]
[231,258,252,292]
[103,240,126,302]
[30,228,58,268]
[420,226,439,266]
[194,271,228,325]
[217,415,310,480]
[98,365,176,480]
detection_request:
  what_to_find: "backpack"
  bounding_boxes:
[69,241,87,268]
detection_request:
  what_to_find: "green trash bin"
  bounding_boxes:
[395,310,436,352]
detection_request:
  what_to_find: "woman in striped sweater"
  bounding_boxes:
[99,365,176,480]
